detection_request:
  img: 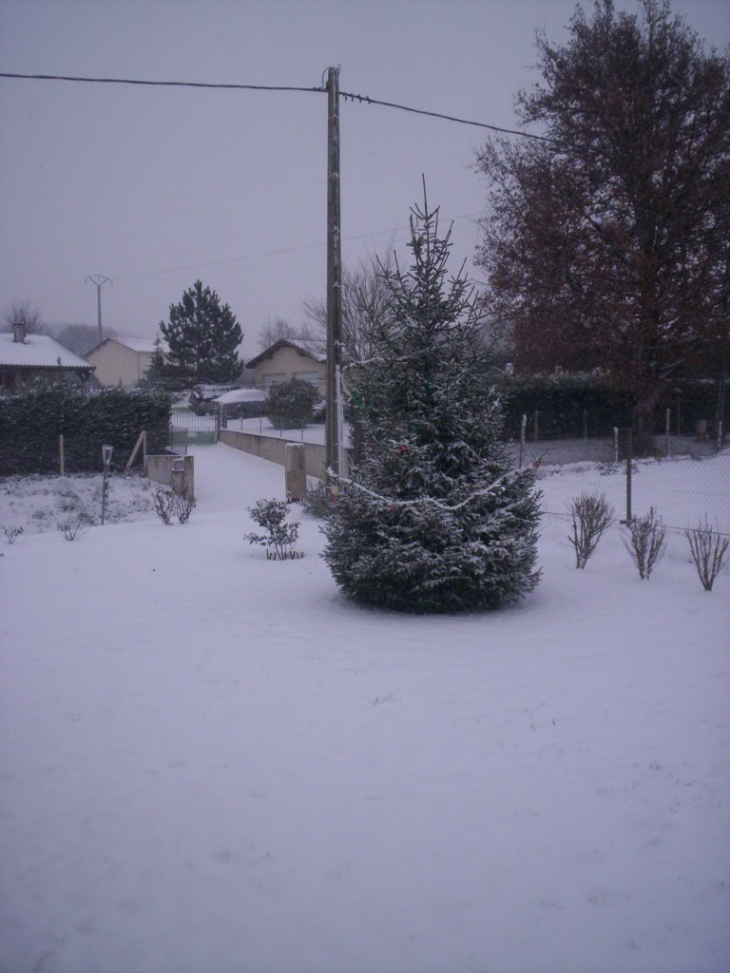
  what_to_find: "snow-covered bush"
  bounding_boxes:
[568,491,614,568]
[322,187,541,613]
[246,499,303,560]
[298,481,333,519]
[266,379,319,430]
[685,517,729,591]
[623,507,666,580]
[3,526,23,544]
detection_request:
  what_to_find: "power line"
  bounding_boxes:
[0,70,550,141]
[108,214,479,283]
[340,89,553,142]
[0,71,326,94]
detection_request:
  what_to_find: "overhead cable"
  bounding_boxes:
[0,71,549,141]
[0,71,326,93]
[340,89,553,142]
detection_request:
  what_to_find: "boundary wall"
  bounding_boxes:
[145,453,195,496]
[219,428,351,481]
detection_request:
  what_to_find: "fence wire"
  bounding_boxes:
[521,435,729,538]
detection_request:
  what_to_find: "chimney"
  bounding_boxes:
[12,321,27,344]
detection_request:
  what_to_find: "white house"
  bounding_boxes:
[0,324,94,390]
[86,336,168,388]
[246,340,326,396]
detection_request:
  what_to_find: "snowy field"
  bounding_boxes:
[1,445,729,973]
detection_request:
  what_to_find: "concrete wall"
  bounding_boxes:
[219,428,348,480]
[145,453,195,496]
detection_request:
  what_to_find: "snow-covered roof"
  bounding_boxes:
[89,336,168,355]
[0,332,94,370]
[246,339,326,369]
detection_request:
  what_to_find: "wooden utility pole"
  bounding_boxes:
[325,66,343,479]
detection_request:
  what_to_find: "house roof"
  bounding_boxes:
[88,336,168,355]
[246,339,325,369]
[0,332,94,371]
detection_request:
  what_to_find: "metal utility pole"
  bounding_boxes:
[85,274,113,343]
[325,66,344,480]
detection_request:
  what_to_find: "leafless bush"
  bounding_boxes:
[3,526,23,544]
[685,517,729,592]
[174,489,196,524]
[153,488,176,525]
[568,491,615,568]
[623,507,666,580]
[57,517,88,541]
[153,487,196,525]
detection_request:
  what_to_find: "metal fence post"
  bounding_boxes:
[625,427,633,523]
[519,414,527,469]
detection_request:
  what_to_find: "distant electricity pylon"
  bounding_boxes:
[85,274,113,343]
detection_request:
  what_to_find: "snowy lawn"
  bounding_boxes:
[1,445,728,973]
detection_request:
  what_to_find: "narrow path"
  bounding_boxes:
[189,443,286,515]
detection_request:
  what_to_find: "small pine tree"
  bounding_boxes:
[160,280,243,385]
[322,184,542,613]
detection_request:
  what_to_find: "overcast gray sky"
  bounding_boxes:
[1,0,728,360]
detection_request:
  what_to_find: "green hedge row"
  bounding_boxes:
[0,387,172,476]
[497,375,725,440]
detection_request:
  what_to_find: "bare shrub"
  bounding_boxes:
[153,489,176,525]
[174,489,196,524]
[685,517,729,592]
[568,491,615,568]
[3,526,23,544]
[153,487,196,525]
[623,507,666,580]
[57,517,88,541]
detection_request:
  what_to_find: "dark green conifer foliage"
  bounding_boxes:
[322,187,542,613]
[160,280,243,384]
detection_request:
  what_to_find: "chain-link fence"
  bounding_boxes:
[510,424,729,539]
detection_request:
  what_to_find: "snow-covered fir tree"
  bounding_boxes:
[322,186,542,613]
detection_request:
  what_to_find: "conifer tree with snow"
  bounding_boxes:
[159,280,243,385]
[322,186,542,613]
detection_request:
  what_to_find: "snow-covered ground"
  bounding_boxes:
[1,445,728,973]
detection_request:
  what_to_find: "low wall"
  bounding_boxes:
[145,453,195,496]
[219,428,349,481]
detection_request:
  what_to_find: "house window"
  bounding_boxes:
[293,371,321,387]
[263,373,286,391]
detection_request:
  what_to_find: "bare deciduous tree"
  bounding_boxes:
[303,248,396,369]
[2,301,45,334]
[256,317,317,351]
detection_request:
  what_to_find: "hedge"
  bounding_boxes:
[0,386,172,476]
[497,374,726,441]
